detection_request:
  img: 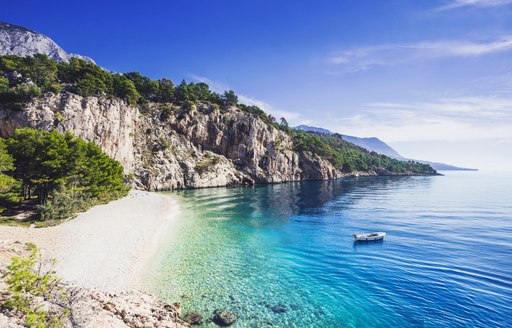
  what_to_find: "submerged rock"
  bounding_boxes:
[212,309,237,326]
[268,304,287,314]
[183,312,203,325]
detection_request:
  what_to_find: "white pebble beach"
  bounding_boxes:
[0,190,181,291]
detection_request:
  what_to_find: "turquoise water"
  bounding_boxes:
[155,172,512,327]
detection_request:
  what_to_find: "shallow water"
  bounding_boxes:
[155,172,512,327]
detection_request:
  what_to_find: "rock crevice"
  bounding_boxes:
[0,93,347,190]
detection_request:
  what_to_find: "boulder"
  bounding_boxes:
[183,312,203,325]
[212,309,237,326]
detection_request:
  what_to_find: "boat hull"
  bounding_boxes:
[353,232,386,241]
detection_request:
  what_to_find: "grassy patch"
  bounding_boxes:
[195,153,221,171]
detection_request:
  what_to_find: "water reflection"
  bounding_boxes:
[175,175,435,223]
[353,239,385,250]
[159,172,512,328]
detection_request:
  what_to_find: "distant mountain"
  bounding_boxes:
[294,125,477,171]
[341,135,403,159]
[412,160,477,171]
[294,125,333,135]
[0,21,94,63]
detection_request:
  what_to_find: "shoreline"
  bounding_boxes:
[0,190,181,292]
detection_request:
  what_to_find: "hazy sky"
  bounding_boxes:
[2,0,512,171]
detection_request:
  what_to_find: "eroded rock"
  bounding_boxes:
[183,312,203,325]
[0,93,349,191]
[212,309,237,326]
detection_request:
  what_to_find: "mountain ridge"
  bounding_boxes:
[0,22,439,191]
[0,21,95,63]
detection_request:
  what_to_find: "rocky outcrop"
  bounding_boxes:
[212,309,237,326]
[0,92,349,190]
[1,288,189,328]
[0,241,189,328]
[0,21,95,63]
[182,312,203,325]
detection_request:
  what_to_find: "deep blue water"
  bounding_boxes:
[155,172,512,327]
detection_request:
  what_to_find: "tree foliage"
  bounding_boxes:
[0,139,15,193]
[0,54,276,119]
[2,128,128,220]
[0,54,436,177]
[292,130,436,174]
[221,90,238,107]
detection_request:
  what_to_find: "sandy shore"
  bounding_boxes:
[0,190,180,291]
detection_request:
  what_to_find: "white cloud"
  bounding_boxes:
[189,74,229,93]
[323,96,512,143]
[326,36,512,74]
[237,94,312,124]
[438,0,512,10]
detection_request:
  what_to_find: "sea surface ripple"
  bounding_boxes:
[155,172,512,327]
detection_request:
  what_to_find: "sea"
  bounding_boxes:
[152,171,512,327]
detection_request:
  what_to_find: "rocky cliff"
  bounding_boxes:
[0,92,346,190]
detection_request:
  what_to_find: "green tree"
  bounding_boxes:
[222,90,238,107]
[0,56,19,71]
[280,117,289,127]
[124,72,159,100]
[72,73,108,97]
[76,139,127,201]
[6,129,77,203]
[173,80,191,104]
[113,75,141,105]
[0,76,9,93]
[0,139,15,193]
[25,54,58,91]
[6,129,128,208]
[156,78,175,102]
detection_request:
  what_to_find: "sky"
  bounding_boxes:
[2,0,512,171]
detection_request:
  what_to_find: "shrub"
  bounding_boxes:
[155,138,171,152]
[38,185,89,221]
[183,100,196,112]
[0,82,41,103]
[196,153,221,170]
[159,105,174,121]
[4,244,70,328]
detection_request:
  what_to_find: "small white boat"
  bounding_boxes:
[353,232,386,241]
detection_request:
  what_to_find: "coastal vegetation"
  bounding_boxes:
[0,54,289,130]
[292,130,436,174]
[0,54,435,180]
[0,128,128,224]
[0,54,238,107]
[0,240,189,328]
[2,243,70,327]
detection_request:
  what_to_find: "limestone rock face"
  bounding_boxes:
[0,93,344,190]
[0,93,137,173]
